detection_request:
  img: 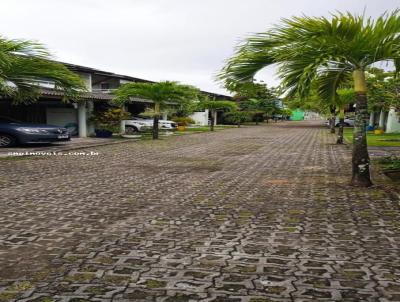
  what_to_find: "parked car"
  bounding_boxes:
[123,117,176,134]
[123,117,152,133]
[325,117,355,127]
[159,119,177,130]
[0,116,70,147]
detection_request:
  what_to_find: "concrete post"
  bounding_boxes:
[205,109,209,126]
[87,101,95,136]
[369,112,375,127]
[162,112,168,120]
[386,107,400,133]
[214,111,218,126]
[78,101,87,138]
[120,105,127,134]
[379,110,386,129]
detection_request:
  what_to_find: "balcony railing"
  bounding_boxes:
[91,88,116,94]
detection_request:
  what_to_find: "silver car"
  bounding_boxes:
[326,117,355,127]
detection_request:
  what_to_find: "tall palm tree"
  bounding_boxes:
[335,89,356,144]
[113,81,200,139]
[0,36,84,103]
[219,11,400,187]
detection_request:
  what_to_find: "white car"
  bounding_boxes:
[325,117,355,127]
[123,117,176,133]
[123,118,152,133]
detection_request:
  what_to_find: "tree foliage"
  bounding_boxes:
[366,68,400,111]
[113,81,200,139]
[229,81,280,122]
[219,11,400,99]
[196,99,238,111]
[224,110,251,126]
[0,36,85,104]
[113,81,200,108]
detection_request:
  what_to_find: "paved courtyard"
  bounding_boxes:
[0,121,399,302]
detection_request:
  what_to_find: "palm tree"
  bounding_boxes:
[219,11,400,187]
[197,98,237,131]
[0,36,84,103]
[335,89,356,144]
[113,81,200,139]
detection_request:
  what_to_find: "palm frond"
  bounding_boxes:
[0,36,85,103]
[219,10,400,102]
[316,67,352,103]
[113,81,200,108]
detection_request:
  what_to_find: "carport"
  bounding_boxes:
[0,89,113,138]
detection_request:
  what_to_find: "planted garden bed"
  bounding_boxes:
[375,156,400,180]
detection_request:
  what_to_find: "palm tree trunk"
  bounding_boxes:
[330,111,336,134]
[351,70,372,187]
[210,110,215,131]
[336,108,345,144]
[153,103,160,139]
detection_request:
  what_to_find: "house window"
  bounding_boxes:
[100,83,110,90]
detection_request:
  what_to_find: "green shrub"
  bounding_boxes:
[89,108,131,133]
[224,111,251,126]
[172,116,195,126]
[377,156,400,169]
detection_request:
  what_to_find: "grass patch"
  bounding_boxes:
[184,125,235,133]
[343,128,400,147]
[64,273,95,283]
[145,279,167,288]
[9,281,33,291]
[373,156,400,170]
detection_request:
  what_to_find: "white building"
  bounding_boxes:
[369,109,400,133]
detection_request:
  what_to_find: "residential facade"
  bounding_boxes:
[0,62,231,137]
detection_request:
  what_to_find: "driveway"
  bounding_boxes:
[0,121,399,301]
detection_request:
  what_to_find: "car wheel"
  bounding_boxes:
[0,134,16,147]
[125,126,138,134]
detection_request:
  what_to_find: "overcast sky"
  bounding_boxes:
[0,0,398,95]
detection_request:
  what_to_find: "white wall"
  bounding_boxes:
[77,72,92,91]
[120,79,133,84]
[304,111,323,120]
[190,110,209,126]
[386,108,400,133]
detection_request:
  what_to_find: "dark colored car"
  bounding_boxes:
[0,116,70,147]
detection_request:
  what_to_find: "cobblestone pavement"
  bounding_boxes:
[1,121,399,302]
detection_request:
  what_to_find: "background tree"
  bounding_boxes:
[230,82,279,123]
[219,11,400,187]
[224,110,251,127]
[0,36,84,103]
[280,108,293,120]
[197,98,237,131]
[335,89,355,144]
[114,81,200,139]
[367,68,400,112]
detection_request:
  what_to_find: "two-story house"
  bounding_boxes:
[0,62,231,137]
